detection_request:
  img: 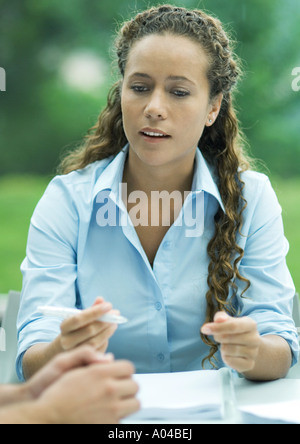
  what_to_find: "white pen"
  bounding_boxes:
[38,305,128,324]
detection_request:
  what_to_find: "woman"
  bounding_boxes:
[17,5,298,382]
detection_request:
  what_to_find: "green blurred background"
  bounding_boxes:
[0,0,299,295]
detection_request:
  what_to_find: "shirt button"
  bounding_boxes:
[157,353,165,362]
[155,302,162,311]
[162,241,171,249]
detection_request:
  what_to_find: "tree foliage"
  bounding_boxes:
[0,0,299,176]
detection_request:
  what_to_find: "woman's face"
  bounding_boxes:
[121,33,222,170]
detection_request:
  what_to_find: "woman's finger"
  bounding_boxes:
[60,301,113,334]
[60,321,117,351]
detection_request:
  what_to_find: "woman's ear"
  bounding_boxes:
[206,93,223,126]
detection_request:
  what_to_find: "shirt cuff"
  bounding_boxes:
[16,318,61,381]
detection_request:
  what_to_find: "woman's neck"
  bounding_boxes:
[122,149,196,197]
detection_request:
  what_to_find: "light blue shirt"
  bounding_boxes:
[17,146,299,381]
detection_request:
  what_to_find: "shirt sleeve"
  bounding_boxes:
[17,176,79,381]
[237,175,299,366]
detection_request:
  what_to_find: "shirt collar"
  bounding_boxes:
[92,146,128,200]
[192,148,225,213]
[92,145,225,213]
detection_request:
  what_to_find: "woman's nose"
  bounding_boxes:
[144,91,167,120]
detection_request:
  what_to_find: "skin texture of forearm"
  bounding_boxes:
[0,385,30,407]
[0,401,51,424]
[22,337,64,380]
[242,335,292,381]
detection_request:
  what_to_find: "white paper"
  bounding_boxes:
[241,400,300,424]
[129,370,225,420]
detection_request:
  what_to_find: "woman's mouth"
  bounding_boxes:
[140,128,171,141]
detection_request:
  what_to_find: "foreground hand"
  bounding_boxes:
[36,360,140,424]
[25,346,114,400]
[59,297,118,353]
[201,312,261,374]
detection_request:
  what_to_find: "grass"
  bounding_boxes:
[0,174,299,294]
[271,176,300,292]
[0,175,50,294]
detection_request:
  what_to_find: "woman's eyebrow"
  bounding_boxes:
[129,72,152,80]
[167,75,196,86]
[128,72,196,86]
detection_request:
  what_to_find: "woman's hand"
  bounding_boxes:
[59,297,118,354]
[201,312,261,374]
[22,297,120,380]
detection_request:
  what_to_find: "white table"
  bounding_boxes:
[123,373,300,424]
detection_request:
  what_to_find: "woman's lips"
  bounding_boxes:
[140,128,171,142]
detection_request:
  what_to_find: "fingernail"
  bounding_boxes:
[215,312,228,322]
[201,326,212,335]
[102,302,113,310]
[103,353,114,361]
[95,352,114,362]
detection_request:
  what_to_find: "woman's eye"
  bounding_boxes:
[172,90,190,98]
[130,85,149,93]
